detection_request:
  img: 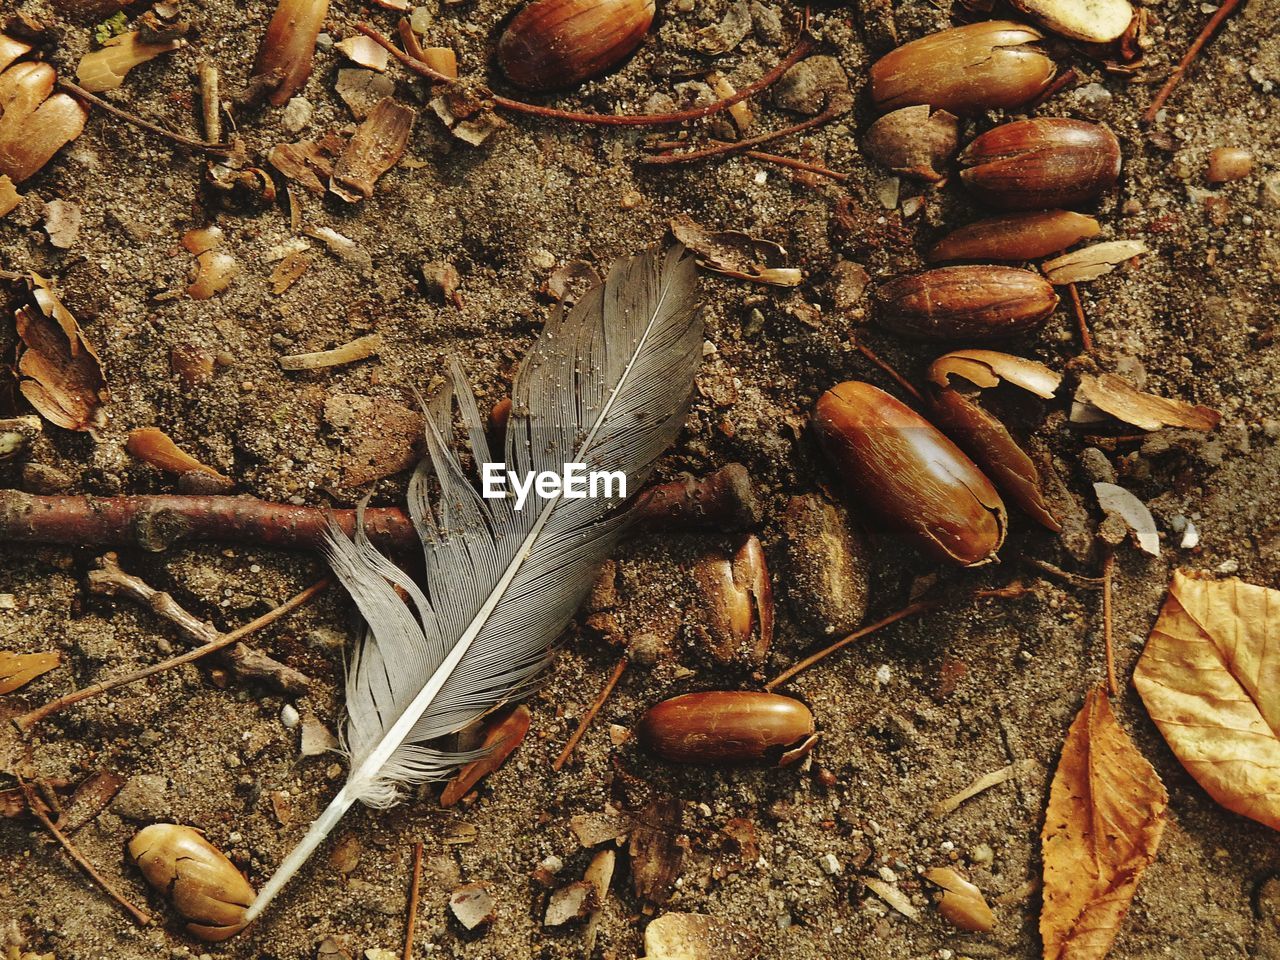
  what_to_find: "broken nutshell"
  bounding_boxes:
[862,105,959,183]
[926,210,1101,264]
[958,118,1122,211]
[688,535,773,669]
[781,493,870,639]
[497,0,655,92]
[127,824,254,941]
[874,265,1059,341]
[868,21,1055,116]
[811,381,1007,566]
[636,691,817,766]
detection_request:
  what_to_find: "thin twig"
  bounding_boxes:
[1026,557,1104,590]
[765,601,938,691]
[1142,0,1245,123]
[1068,282,1094,353]
[1027,67,1078,112]
[356,20,816,128]
[744,149,849,182]
[851,337,926,407]
[57,80,234,155]
[14,578,331,732]
[641,104,842,165]
[403,840,424,960]
[19,776,154,926]
[552,655,628,771]
[1102,549,1119,696]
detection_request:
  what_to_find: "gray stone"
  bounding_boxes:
[112,774,170,822]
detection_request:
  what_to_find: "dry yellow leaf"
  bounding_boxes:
[923,866,995,932]
[0,650,61,694]
[1134,570,1280,830]
[1041,686,1167,960]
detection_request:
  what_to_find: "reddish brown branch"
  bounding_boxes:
[641,104,842,165]
[1143,0,1245,123]
[356,20,817,128]
[19,776,154,926]
[744,150,849,182]
[1027,67,1078,112]
[1068,282,1094,353]
[552,655,628,771]
[851,337,926,407]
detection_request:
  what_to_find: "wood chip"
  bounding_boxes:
[629,798,684,905]
[1075,372,1221,431]
[330,97,414,202]
[930,758,1040,818]
[279,333,381,371]
[863,877,919,920]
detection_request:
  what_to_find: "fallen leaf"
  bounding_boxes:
[928,349,1061,398]
[630,797,685,905]
[0,59,89,183]
[1093,482,1159,556]
[0,649,61,693]
[126,427,228,480]
[1041,240,1148,285]
[439,704,531,807]
[1075,373,1220,432]
[10,273,108,432]
[1041,686,1167,960]
[1134,570,1280,830]
[669,215,802,286]
[329,97,414,202]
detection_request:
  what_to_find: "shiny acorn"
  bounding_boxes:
[497,0,655,91]
[958,118,1121,211]
[637,691,817,766]
[874,265,1059,341]
[812,381,1007,566]
[128,824,255,941]
[926,210,1101,263]
[868,21,1055,116]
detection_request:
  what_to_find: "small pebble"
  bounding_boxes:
[281,703,300,729]
[1215,558,1239,574]
[282,97,312,133]
[819,853,842,876]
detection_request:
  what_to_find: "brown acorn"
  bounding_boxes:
[128,824,255,941]
[874,265,1059,341]
[868,21,1055,116]
[497,0,655,92]
[637,691,817,766]
[958,118,1121,211]
[926,210,1101,264]
[812,381,1006,566]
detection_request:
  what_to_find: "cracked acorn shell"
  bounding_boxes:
[497,0,656,92]
[127,824,255,941]
[812,382,1007,567]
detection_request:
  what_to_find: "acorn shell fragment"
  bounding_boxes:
[128,824,255,941]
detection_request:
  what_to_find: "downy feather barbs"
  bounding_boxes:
[243,244,702,923]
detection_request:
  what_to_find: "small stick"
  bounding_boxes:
[14,577,331,732]
[356,21,816,128]
[641,105,842,165]
[765,600,938,691]
[1026,557,1104,590]
[553,655,628,771]
[198,60,221,143]
[402,840,424,960]
[1142,0,1245,124]
[1068,282,1094,353]
[1027,66,1078,112]
[851,337,926,407]
[57,80,233,156]
[1102,549,1118,696]
[744,149,849,182]
[19,776,154,926]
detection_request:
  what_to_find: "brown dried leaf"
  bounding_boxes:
[76,32,183,92]
[669,215,802,286]
[1134,571,1280,831]
[1041,686,1167,960]
[1041,240,1149,285]
[56,768,125,833]
[126,427,228,480]
[0,61,89,183]
[0,649,61,693]
[330,97,414,202]
[1075,373,1220,432]
[439,704,531,807]
[11,273,108,431]
[928,349,1061,398]
[269,134,346,195]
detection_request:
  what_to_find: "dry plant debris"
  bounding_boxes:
[1135,571,1280,831]
[922,866,995,932]
[9,272,108,432]
[0,52,88,185]
[76,32,183,92]
[1041,686,1167,960]
[0,650,61,694]
[669,216,802,286]
[1074,373,1221,432]
[125,427,228,482]
[439,704,531,806]
[1093,482,1160,556]
[641,913,761,960]
[1040,240,1148,285]
[928,349,1062,398]
[127,824,255,941]
[329,97,414,202]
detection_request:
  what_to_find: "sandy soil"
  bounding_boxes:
[1,0,1278,957]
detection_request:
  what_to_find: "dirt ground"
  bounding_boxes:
[1,0,1278,957]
